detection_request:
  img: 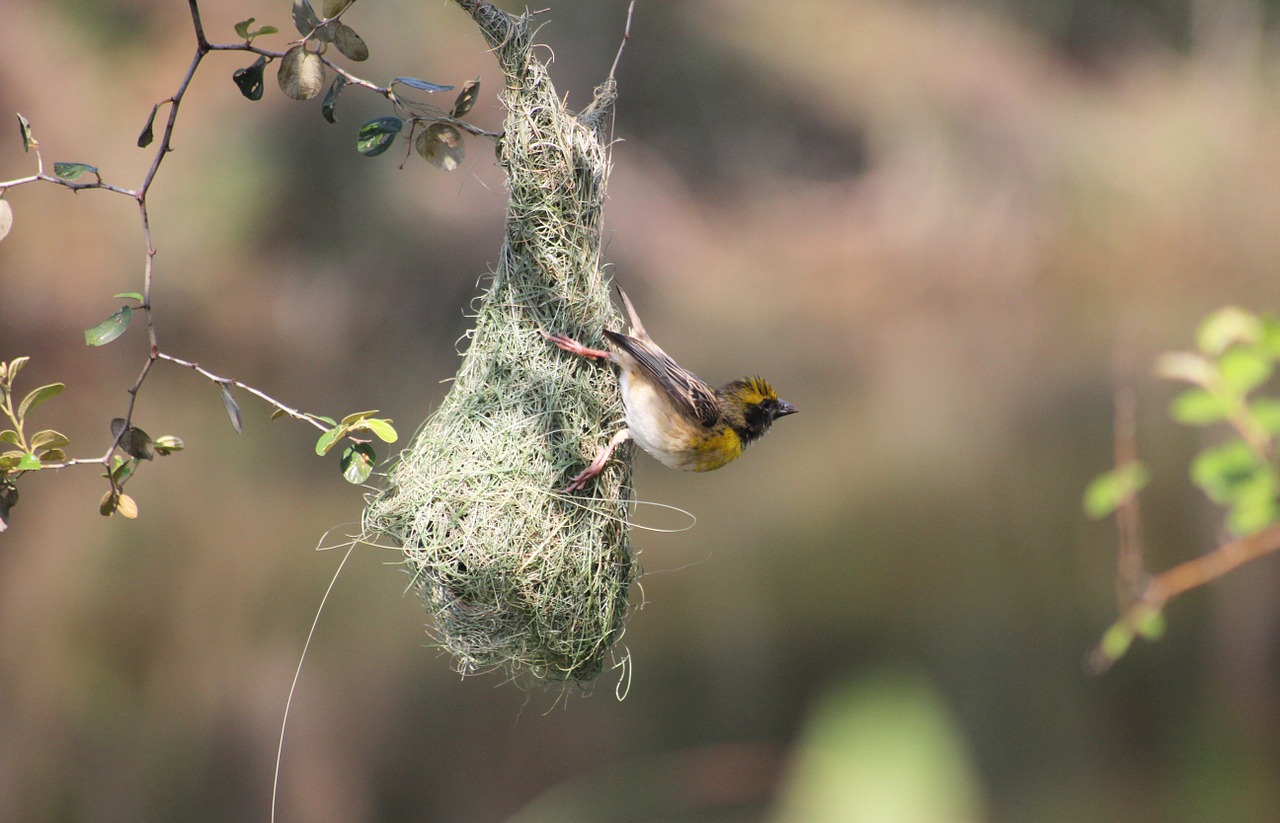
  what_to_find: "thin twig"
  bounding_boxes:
[1089,522,1280,673]
[156,354,331,432]
[609,1,637,80]
[1112,346,1145,611]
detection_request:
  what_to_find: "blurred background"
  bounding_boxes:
[3,0,1280,820]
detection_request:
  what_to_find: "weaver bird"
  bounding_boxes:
[542,289,797,492]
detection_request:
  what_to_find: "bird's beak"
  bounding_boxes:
[777,399,798,417]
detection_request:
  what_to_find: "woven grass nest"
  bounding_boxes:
[362,1,637,686]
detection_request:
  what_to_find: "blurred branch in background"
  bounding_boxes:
[1086,307,1280,671]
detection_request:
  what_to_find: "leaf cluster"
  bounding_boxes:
[1084,307,1280,668]
[230,0,481,171]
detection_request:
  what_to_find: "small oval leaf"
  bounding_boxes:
[54,162,98,181]
[235,17,256,39]
[356,116,403,157]
[323,0,354,16]
[18,383,64,419]
[392,77,453,93]
[321,75,347,123]
[339,409,379,426]
[292,0,322,37]
[0,199,12,242]
[84,306,132,346]
[116,493,139,519]
[364,418,397,443]
[1198,306,1260,356]
[219,384,244,433]
[1083,462,1149,519]
[153,435,184,456]
[28,430,69,453]
[15,452,42,471]
[415,123,464,171]
[17,113,35,153]
[138,103,159,148]
[315,426,343,456]
[278,46,326,101]
[451,78,480,117]
[340,442,376,484]
[99,490,118,517]
[333,23,369,61]
[234,56,268,101]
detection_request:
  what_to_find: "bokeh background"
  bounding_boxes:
[4,0,1280,820]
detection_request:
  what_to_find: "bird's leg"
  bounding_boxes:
[562,427,632,493]
[541,329,613,361]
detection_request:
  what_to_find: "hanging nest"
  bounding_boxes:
[362,1,636,685]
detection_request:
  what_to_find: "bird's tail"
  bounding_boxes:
[615,285,648,339]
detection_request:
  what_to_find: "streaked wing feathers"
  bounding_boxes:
[603,330,720,427]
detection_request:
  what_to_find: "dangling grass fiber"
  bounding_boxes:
[362,0,635,686]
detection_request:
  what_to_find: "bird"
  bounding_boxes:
[542,288,797,492]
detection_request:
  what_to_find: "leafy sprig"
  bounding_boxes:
[1085,307,1280,671]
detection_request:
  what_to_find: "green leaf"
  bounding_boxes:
[7,356,29,381]
[1083,461,1150,519]
[38,449,66,464]
[233,56,268,101]
[1198,306,1260,356]
[1133,607,1167,641]
[356,116,402,157]
[1099,622,1134,663]
[1249,398,1280,435]
[110,456,135,484]
[114,292,144,303]
[270,408,289,421]
[292,0,322,37]
[99,490,118,517]
[15,452,42,471]
[110,418,153,461]
[16,113,35,153]
[1191,440,1263,505]
[54,162,98,181]
[1169,388,1230,426]
[278,47,326,101]
[84,306,132,346]
[254,25,279,37]
[1227,494,1279,536]
[323,0,355,16]
[0,198,13,243]
[137,103,159,148]
[451,78,480,117]
[315,426,343,456]
[364,418,397,443]
[333,23,369,61]
[340,442,375,484]
[321,75,347,123]
[234,17,256,39]
[219,384,243,433]
[18,383,64,419]
[1217,347,1273,395]
[392,77,453,93]
[415,122,464,171]
[314,415,337,426]
[0,430,18,448]
[153,435,184,456]
[1259,315,1280,358]
[0,455,20,472]
[123,426,154,461]
[28,430,69,453]
[339,409,379,426]
[116,493,139,519]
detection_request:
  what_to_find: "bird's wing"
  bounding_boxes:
[604,330,720,427]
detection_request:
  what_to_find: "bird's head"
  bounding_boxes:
[717,377,798,444]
